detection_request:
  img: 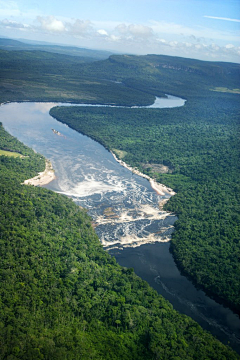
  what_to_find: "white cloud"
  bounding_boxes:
[0,9,239,63]
[116,23,153,39]
[184,42,193,48]
[110,35,120,41]
[150,20,239,44]
[37,16,65,32]
[115,23,128,35]
[128,24,153,38]
[169,41,178,47]
[210,43,220,51]
[225,44,234,49]
[97,29,108,36]
[204,16,240,23]
[154,38,240,62]
[0,19,28,29]
[67,19,92,36]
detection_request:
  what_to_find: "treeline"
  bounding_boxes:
[0,50,154,106]
[1,49,239,107]
[1,122,239,359]
[0,121,45,179]
[50,90,240,313]
[0,38,113,60]
[79,54,240,100]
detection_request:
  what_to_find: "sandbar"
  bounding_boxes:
[111,151,175,198]
[22,159,55,186]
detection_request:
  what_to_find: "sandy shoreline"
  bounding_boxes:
[110,151,175,198]
[22,159,56,186]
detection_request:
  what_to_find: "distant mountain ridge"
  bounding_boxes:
[0,37,113,61]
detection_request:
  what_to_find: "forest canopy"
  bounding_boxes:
[0,48,240,358]
[1,124,239,359]
[50,87,240,313]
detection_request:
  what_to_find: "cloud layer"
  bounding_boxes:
[0,2,239,63]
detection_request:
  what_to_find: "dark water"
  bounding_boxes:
[110,243,240,352]
[0,98,239,353]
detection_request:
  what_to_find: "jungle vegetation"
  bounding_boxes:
[1,124,239,359]
[0,46,239,358]
[49,54,240,313]
[50,90,240,313]
[0,49,154,106]
[0,38,113,61]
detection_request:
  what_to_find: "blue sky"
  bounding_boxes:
[0,0,239,62]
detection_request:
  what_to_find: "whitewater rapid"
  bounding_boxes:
[0,97,239,353]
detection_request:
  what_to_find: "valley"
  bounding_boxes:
[0,43,239,358]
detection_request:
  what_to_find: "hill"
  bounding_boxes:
[0,49,154,105]
[0,38,113,61]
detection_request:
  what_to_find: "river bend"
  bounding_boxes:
[0,96,239,353]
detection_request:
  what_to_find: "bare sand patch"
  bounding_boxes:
[111,151,175,198]
[22,159,55,186]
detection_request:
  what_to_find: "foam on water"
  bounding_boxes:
[57,179,125,197]
[0,99,180,249]
[1,99,239,353]
[102,234,172,250]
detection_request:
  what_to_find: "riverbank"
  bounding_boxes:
[110,242,240,354]
[22,159,55,186]
[110,151,175,199]
[2,101,239,354]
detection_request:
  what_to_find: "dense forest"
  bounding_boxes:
[1,123,238,359]
[0,48,154,106]
[48,53,240,313]
[0,38,113,61]
[0,45,239,357]
[50,90,240,313]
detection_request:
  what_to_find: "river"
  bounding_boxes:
[0,96,239,353]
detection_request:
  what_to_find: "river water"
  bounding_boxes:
[0,96,239,353]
